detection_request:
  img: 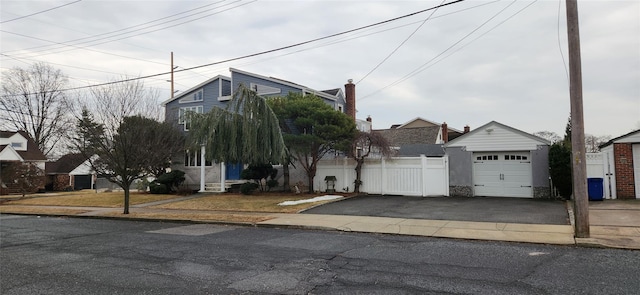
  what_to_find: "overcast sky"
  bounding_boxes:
[1,0,638,138]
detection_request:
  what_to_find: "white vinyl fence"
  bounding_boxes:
[314,156,449,197]
[586,152,615,199]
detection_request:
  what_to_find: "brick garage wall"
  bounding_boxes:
[53,174,72,191]
[614,143,636,199]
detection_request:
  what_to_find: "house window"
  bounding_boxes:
[178,106,203,131]
[193,89,203,101]
[184,149,212,167]
[11,142,22,148]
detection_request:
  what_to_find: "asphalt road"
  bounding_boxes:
[2,215,638,294]
[304,195,570,225]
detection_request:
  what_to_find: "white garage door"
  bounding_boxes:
[633,144,640,199]
[473,152,532,198]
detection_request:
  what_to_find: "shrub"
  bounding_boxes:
[266,179,279,191]
[241,164,277,191]
[549,143,572,199]
[240,182,259,195]
[155,170,185,192]
[149,182,169,194]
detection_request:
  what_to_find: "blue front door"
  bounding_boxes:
[225,162,243,180]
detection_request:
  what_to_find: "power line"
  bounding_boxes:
[359,0,535,101]
[3,1,253,59]
[356,0,447,85]
[0,32,167,66]
[2,0,467,98]
[0,0,82,24]
[2,0,226,54]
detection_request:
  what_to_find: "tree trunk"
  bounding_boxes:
[123,184,130,214]
[283,163,290,192]
[354,158,364,193]
[307,170,315,193]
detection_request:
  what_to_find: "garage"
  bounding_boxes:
[473,152,532,197]
[445,121,551,198]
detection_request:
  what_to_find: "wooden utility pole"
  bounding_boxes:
[566,0,589,238]
[170,51,175,99]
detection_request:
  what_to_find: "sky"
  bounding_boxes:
[1,0,638,138]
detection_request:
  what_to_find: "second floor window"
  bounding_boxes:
[178,106,203,131]
[193,89,203,101]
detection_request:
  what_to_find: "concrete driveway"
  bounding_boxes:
[303,195,570,225]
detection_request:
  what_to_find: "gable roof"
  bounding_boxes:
[394,117,464,133]
[374,126,441,146]
[0,144,24,161]
[397,144,446,157]
[161,75,230,106]
[230,68,339,102]
[444,121,550,149]
[46,153,88,174]
[600,129,640,148]
[0,130,47,161]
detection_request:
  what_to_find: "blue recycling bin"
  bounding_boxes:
[587,178,604,201]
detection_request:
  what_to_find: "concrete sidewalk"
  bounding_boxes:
[1,199,639,250]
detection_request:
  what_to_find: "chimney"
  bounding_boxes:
[441,122,448,143]
[464,125,470,133]
[366,116,371,122]
[345,79,356,121]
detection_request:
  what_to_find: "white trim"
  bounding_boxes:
[162,75,230,106]
[0,145,24,162]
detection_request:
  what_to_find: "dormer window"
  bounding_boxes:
[11,142,22,148]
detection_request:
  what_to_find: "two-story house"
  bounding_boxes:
[0,130,47,195]
[163,68,365,191]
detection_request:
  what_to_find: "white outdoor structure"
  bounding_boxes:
[585,152,616,199]
[314,156,449,197]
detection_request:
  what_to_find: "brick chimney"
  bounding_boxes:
[441,122,448,143]
[464,125,470,133]
[366,116,371,122]
[345,79,356,121]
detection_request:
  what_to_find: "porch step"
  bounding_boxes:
[203,180,247,192]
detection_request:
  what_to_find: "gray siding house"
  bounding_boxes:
[162,68,357,191]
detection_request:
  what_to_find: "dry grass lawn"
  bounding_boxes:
[153,193,344,213]
[1,190,180,208]
[0,205,89,215]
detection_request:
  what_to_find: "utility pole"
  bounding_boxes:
[566,0,589,238]
[170,51,175,99]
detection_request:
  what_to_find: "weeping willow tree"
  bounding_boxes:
[186,84,287,165]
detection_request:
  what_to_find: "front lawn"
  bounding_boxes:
[2,190,180,207]
[152,193,345,213]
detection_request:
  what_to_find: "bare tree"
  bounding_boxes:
[585,134,611,153]
[532,131,562,144]
[349,131,393,193]
[0,62,72,157]
[72,78,163,133]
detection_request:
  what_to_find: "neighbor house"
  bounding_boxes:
[0,130,47,195]
[162,68,366,191]
[373,117,466,157]
[45,153,95,191]
[444,121,551,198]
[598,129,640,199]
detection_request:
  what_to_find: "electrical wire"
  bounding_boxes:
[4,1,253,59]
[2,0,467,98]
[359,0,536,101]
[2,0,227,54]
[0,0,82,24]
[356,0,447,85]
[557,0,570,85]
